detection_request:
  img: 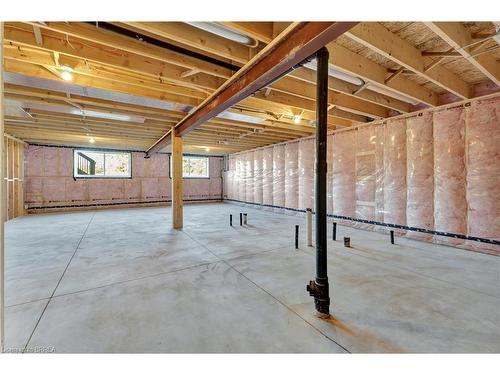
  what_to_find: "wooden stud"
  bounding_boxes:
[0,21,4,352]
[171,133,183,229]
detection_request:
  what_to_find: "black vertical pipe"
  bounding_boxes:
[306,47,330,317]
[390,230,395,244]
[332,222,337,241]
[230,214,232,226]
[295,225,299,249]
[239,213,243,226]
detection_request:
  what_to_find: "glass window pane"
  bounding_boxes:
[182,157,208,178]
[105,153,130,177]
[74,150,131,178]
[74,151,104,176]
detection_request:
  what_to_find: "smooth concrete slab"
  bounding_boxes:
[28,262,346,353]
[4,299,49,353]
[5,203,500,353]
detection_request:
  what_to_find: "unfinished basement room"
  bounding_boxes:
[0,4,499,363]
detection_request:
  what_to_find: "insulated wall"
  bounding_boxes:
[25,145,223,211]
[406,113,434,240]
[262,147,273,205]
[285,142,298,209]
[224,96,499,255]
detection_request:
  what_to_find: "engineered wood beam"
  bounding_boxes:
[147,22,359,155]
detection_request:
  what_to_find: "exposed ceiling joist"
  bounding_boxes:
[146,22,359,156]
[424,22,500,86]
[345,22,472,99]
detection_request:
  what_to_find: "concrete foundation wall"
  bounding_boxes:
[225,96,500,255]
[25,145,223,211]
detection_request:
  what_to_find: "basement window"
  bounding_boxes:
[73,149,132,178]
[170,155,210,179]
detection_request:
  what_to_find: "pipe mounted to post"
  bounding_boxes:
[306,47,330,318]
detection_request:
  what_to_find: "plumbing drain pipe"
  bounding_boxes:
[306,208,313,247]
[306,47,330,318]
[295,225,299,249]
[332,222,337,241]
[239,213,243,226]
[230,214,233,226]
[390,230,395,245]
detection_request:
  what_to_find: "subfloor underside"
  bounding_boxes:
[4,202,500,353]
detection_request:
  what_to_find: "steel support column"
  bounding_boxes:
[306,47,330,317]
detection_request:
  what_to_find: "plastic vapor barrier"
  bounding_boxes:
[253,149,263,204]
[223,96,499,254]
[434,107,467,246]
[466,98,499,253]
[332,131,356,218]
[383,119,407,228]
[298,138,315,211]
[406,113,434,240]
[262,147,274,205]
[246,151,254,203]
[285,142,299,210]
[273,144,286,208]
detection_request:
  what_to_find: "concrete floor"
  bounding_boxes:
[4,202,500,353]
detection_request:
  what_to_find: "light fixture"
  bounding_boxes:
[60,65,73,81]
[205,147,211,152]
[293,114,302,124]
[88,137,96,144]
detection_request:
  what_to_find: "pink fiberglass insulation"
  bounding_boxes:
[332,131,356,217]
[406,112,434,238]
[285,142,299,209]
[434,107,467,244]
[25,145,223,209]
[383,119,407,226]
[466,98,500,254]
[273,144,286,207]
[235,154,245,201]
[230,155,236,200]
[253,149,263,204]
[262,146,274,205]
[374,126,385,223]
[246,151,254,203]
[298,138,314,211]
[327,134,334,215]
[355,126,377,221]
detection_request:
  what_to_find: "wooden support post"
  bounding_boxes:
[171,134,183,229]
[1,21,6,353]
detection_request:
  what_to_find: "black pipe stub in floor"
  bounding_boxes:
[344,237,351,248]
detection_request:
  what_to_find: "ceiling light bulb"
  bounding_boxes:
[205,147,210,152]
[60,70,73,81]
[88,137,96,144]
[293,115,302,124]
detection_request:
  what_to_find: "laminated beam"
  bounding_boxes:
[146,22,359,156]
